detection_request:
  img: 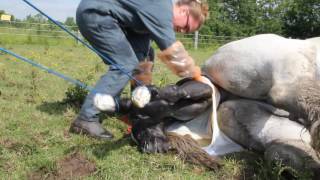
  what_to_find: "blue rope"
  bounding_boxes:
[0,47,93,91]
[21,0,141,86]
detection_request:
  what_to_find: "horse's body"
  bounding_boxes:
[203,34,320,152]
[128,34,320,176]
[306,37,320,77]
[203,34,319,100]
[218,99,320,173]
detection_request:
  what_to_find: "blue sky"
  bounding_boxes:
[0,0,81,21]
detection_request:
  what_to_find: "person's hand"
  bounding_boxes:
[158,41,201,79]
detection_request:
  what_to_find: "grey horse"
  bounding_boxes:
[203,34,320,153]
[128,34,320,177]
[217,99,320,176]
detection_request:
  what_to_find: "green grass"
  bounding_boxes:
[0,41,314,179]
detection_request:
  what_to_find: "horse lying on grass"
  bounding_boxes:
[117,34,320,176]
[119,77,320,175]
[203,34,320,152]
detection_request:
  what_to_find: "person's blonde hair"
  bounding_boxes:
[176,0,209,29]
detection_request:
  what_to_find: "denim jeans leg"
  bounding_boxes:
[76,11,139,122]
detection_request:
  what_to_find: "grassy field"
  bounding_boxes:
[0,38,314,179]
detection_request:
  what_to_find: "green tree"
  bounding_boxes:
[255,0,283,35]
[203,0,260,37]
[0,10,5,16]
[25,13,46,23]
[281,0,320,38]
[64,17,78,31]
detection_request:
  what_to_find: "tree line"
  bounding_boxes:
[201,0,319,39]
[1,0,319,39]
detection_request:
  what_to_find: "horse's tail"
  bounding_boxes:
[167,133,222,170]
[296,80,320,153]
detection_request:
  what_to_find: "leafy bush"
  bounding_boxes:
[63,84,88,108]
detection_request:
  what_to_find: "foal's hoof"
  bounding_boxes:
[310,120,320,154]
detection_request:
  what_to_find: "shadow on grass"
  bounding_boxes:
[64,135,133,159]
[37,101,81,115]
[223,151,263,179]
[223,150,318,180]
[91,136,133,159]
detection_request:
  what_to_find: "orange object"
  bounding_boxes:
[192,66,202,81]
[126,126,132,134]
[119,115,132,134]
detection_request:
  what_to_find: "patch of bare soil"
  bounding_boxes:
[28,152,96,180]
[0,138,16,149]
[56,152,97,178]
[27,166,56,180]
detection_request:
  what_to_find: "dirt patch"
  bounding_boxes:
[0,161,15,173]
[0,138,38,156]
[28,152,97,180]
[0,138,16,149]
[56,152,97,177]
[27,166,56,180]
[192,166,205,175]
[63,129,71,139]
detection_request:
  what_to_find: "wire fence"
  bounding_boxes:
[0,20,245,48]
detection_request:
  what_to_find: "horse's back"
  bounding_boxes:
[306,37,320,79]
[203,34,317,99]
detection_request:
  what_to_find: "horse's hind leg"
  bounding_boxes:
[296,80,320,154]
[218,99,320,177]
[265,140,320,178]
[268,79,320,154]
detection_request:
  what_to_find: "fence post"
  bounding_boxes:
[194,31,198,49]
[77,30,81,45]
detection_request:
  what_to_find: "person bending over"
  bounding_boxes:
[69,0,209,140]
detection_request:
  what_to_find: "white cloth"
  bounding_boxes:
[93,93,116,111]
[166,76,244,156]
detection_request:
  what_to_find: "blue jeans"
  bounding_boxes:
[76,10,150,122]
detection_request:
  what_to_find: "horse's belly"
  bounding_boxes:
[218,99,311,151]
[251,115,311,145]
